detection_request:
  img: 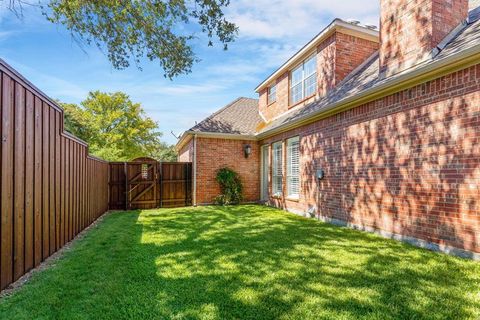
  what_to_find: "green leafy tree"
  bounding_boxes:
[62,91,177,161]
[6,0,237,78]
[150,144,178,162]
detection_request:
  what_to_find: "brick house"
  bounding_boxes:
[176,0,480,259]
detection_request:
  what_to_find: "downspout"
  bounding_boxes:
[193,134,197,206]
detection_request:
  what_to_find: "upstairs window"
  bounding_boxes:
[286,137,300,198]
[268,84,277,104]
[290,55,317,105]
[272,141,283,196]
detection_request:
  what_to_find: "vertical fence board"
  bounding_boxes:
[55,112,60,251]
[1,74,14,290]
[79,147,83,230]
[33,97,42,267]
[49,108,55,255]
[73,143,78,236]
[42,102,49,260]
[60,137,65,247]
[68,140,73,242]
[66,139,71,243]
[82,148,86,228]
[13,82,25,280]
[24,90,34,272]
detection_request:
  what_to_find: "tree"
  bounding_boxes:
[62,91,177,161]
[6,0,237,78]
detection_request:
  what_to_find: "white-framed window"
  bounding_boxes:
[268,84,277,104]
[286,137,300,198]
[272,141,283,196]
[290,55,317,105]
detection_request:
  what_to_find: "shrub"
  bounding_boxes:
[215,167,243,205]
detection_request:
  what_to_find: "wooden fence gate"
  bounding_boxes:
[109,158,192,210]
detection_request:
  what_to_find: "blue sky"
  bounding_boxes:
[0,1,379,145]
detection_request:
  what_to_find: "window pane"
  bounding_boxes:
[274,176,283,194]
[287,137,300,197]
[304,73,317,97]
[290,83,303,105]
[304,55,317,77]
[268,85,276,103]
[272,142,283,195]
[291,65,303,86]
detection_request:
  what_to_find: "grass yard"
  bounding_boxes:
[0,205,479,320]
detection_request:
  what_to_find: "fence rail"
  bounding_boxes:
[0,60,109,291]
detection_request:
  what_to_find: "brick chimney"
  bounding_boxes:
[380,0,469,76]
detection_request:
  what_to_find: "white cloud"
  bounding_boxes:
[226,0,380,40]
[139,83,225,96]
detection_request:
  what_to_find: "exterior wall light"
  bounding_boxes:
[244,144,252,158]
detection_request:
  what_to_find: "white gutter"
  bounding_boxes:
[193,134,197,206]
[257,41,480,139]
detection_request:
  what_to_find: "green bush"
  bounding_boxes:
[215,167,243,205]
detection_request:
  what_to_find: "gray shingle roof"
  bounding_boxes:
[258,11,480,135]
[189,97,261,135]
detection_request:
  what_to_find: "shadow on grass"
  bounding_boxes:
[0,205,479,319]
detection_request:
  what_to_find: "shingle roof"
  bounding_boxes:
[189,97,261,135]
[258,10,480,135]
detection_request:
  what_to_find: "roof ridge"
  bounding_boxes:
[237,96,259,101]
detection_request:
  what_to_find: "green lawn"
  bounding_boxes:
[0,205,479,320]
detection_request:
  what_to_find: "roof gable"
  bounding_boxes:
[189,97,261,136]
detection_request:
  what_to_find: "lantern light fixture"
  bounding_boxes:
[244,144,252,158]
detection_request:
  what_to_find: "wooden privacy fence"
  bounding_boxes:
[0,59,110,291]
[109,160,192,210]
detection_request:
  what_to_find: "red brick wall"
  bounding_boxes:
[335,33,379,83]
[261,63,480,254]
[317,34,337,97]
[431,0,468,46]
[195,138,260,204]
[178,138,194,162]
[259,72,289,121]
[380,0,468,75]
[259,32,378,122]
